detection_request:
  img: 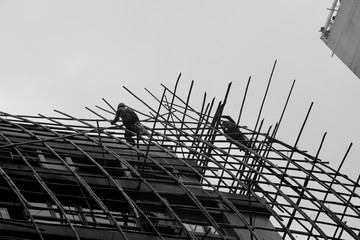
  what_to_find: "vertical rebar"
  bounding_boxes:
[254,60,277,133]
[237,76,251,125]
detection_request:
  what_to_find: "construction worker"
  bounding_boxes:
[220,115,250,152]
[111,103,148,144]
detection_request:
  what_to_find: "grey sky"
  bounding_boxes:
[0,1,359,181]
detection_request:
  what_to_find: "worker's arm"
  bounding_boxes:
[111,110,121,125]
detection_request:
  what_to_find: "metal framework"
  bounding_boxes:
[0,63,359,240]
[320,0,340,41]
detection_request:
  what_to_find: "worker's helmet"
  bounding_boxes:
[117,103,126,109]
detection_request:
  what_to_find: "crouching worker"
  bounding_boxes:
[111,103,149,145]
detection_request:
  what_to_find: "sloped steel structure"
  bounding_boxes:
[321,0,360,79]
[0,69,359,239]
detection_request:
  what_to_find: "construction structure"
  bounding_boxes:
[321,0,360,79]
[1,64,360,240]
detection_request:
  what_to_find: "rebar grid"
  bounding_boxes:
[0,72,359,240]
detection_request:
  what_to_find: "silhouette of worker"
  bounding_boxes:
[220,115,250,151]
[111,103,148,145]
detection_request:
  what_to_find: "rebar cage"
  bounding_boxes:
[0,70,359,240]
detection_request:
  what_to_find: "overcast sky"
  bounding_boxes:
[0,1,359,181]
